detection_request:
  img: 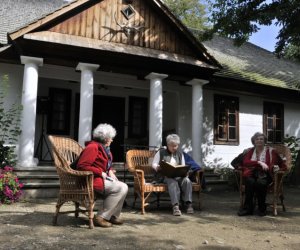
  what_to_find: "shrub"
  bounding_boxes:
[0,75,23,204]
[0,166,23,204]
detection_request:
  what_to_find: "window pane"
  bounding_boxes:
[276,118,282,129]
[229,114,236,126]
[267,118,273,129]
[218,126,226,139]
[275,131,282,142]
[267,131,274,143]
[229,127,236,140]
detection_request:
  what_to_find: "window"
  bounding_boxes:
[128,96,148,138]
[121,5,135,19]
[47,88,71,135]
[214,95,239,145]
[263,102,284,144]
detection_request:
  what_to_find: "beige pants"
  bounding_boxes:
[95,179,128,220]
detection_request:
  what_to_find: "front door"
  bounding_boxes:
[92,95,125,162]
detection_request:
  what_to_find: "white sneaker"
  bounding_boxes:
[173,205,182,216]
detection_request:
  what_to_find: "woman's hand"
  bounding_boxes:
[258,161,269,171]
[109,169,118,181]
[102,172,107,179]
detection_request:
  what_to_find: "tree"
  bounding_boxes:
[163,0,209,30]
[206,0,300,56]
[283,44,300,63]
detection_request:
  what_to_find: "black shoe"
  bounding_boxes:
[237,209,253,216]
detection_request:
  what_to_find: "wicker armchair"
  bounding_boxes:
[236,144,292,216]
[126,149,203,214]
[48,135,95,229]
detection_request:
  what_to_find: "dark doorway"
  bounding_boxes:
[93,95,125,161]
[74,95,126,162]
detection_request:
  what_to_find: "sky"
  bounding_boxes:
[249,22,281,52]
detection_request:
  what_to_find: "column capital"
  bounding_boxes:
[186,78,209,86]
[145,72,168,80]
[76,62,100,72]
[20,56,43,66]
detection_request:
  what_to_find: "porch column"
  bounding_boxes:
[18,56,43,167]
[186,79,208,165]
[145,72,168,148]
[76,63,99,147]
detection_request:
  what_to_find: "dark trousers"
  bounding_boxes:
[244,177,269,212]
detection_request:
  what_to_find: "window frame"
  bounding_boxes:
[263,101,284,144]
[214,94,239,145]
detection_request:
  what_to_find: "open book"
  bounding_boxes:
[159,160,190,178]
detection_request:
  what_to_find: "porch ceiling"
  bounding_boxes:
[11,31,218,82]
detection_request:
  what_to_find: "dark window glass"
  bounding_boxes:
[47,88,71,135]
[128,97,148,138]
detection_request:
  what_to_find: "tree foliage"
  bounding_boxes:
[206,0,300,56]
[163,0,209,30]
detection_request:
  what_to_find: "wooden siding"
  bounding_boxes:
[49,0,194,56]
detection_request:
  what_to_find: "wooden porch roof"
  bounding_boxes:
[2,0,220,81]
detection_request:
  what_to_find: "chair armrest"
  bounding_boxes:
[135,169,145,186]
[194,169,204,184]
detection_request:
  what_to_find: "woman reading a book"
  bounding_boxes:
[152,134,194,216]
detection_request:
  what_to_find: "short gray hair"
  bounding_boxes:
[93,123,116,143]
[166,134,180,145]
[251,132,267,145]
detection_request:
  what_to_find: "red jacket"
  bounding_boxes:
[242,147,287,178]
[77,141,113,191]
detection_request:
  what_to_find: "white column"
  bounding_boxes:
[76,63,99,146]
[18,56,43,167]
[145,72,168,148]
[186,79,208,165]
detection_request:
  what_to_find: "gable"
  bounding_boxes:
[8,0,218,67]
[48,0,194,57]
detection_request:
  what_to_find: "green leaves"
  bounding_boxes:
[0,75,22,168]
[206,0,300,56]
[163,0,209,30]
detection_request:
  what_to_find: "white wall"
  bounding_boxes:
[201,90,300,168]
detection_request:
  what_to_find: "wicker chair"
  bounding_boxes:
[236,144,292,216]
[126,149,203,214]
[48,135,95,229]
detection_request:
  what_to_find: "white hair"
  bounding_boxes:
[166,134,180,145]
[93,123,116,143]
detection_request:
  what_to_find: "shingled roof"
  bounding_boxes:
[0,0,72,45]
[203,36,300,91]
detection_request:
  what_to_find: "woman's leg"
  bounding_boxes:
[97,180,128,220]
[244,177,256,213]
[255,178,269,214]
[179,176,193,203]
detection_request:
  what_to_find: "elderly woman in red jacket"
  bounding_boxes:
[233,132,287,216]
[77,123,128,227]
